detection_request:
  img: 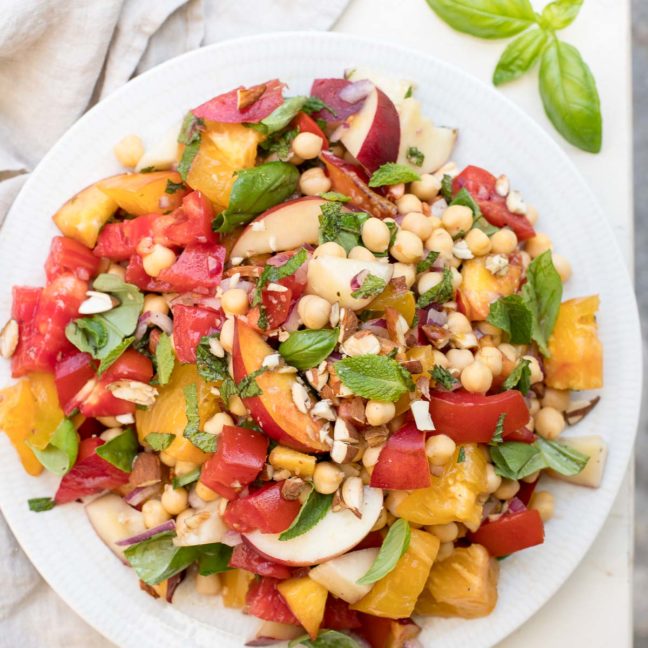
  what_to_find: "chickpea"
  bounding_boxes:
[528,397,541,416]
[361,217,391,253]
[362,445,384,469]
[498,343,518,363]
[436,542,454,562]
[526,205,539,225]
[220,317,235,353]
[460,361,493,394]
[299,167,331,196]
[529,491,555,522]
[100,427,123,442]
[465,228,492,256]
[476,346,503,376]
[432,350,449,369]
[161,485,189,516]
[143,294,169,315]
[542,388,570,412]
[385,490,408,516]
[221,288,249,316]
[204,411,234,436]
[425,434,456,466]
[175,461,198,476]
[313,241,346,259]
[428,522,459,543]
[195,572,222,596]
[348,246,375,262]
[425,228,454,255]
[391,230,423,264]
[291,132,323,160]
[447,311,472,335]
[392,262,416,288]
[525,232,552,258]
[113,134,144,168]
[365,400,396,426]
[298,295,332,329]
[441,205,473,237]
[142,244,176,277]
[228,395,247,417]
[417,271,443,295]
[523,355,544,384]
[446,348,473,372]
[485,464,502,494]
[396,193,423,215]
[107,263,126,280]
[370,507,388,532]
[195,481,219,502]
[552,252,572,282]
[313,462,344,494]
[411,173,441,201]
[494,478,520,501]
[490,228,518,254]
[401,212,435,241]
[535,406,566,440]
[142,499,171,529]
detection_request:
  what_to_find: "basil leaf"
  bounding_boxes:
[172,467,201,489]
[96,428,138,473]
[124,532,197,585]
[490,413,506,446]
[318,201,370,254]
[196,335,229,382]
[320,191,351,203]
[66,317,108,355]
[425,0,536,39]
[29,418,78,477]
[540,0,583,30]
[335,355,414,402]
[261,96,307,133]
[279,328,339,371]
[279,489,333,541]
[416,267,454,308]
[213,162,300,233]
[535,436,589,476]
[28,497,56,512]
[502,358,531,395]
[368,163,421,187]
[539,38,602,153]
[441,174,454,201]
[155,332,175,386]
[289,630,362,648]
[521,250,563,355]
[417,251,439,274]
[197,543,234,576]
[490,442,545,480]
[182,384,216,453]
[430,364,458,391]
[406,146,425,167]
[254,248,308,306]
[177,140,200,181]
[351,273,387,299]
[493,28,548,86]
[487,295,533,344]
[357,519,411,585]
[97,336,135,375]
[451,188,498,236]
[145,432,175,451]
[177,113,204,181]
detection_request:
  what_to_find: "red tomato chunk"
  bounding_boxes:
[468,509,545,557]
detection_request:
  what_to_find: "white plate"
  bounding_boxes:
[0,32,641,648]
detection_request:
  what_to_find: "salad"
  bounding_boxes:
[0,71,606,647]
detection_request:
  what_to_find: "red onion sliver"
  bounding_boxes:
[350,269,369,291]
[339,79,374,104]
[507,497,527,514]
[123,484,160,507]
[116,520,176,546]
[282,301,301,333]
[166,572,184,603]
[426,308,448,326]
[221,530,243,547]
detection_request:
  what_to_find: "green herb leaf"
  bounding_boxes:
[289,630,362,648]
[351,273,387,299]
[28,497,56,512]
[29,418,78,477]
[97,336,135,375]
[489,442,545,480]
[182,384,216,453]
[165,179,185,194]
[320,191,351,203]
[145,433,175,451]
[406,146,425,167]
[177,113,205,181]
[487,295,533,344]
[96,428,138,473]
[541,0,583,30]
[279,489,333,541]
[425,0,536,39]
[259,128,298,161]
[441,174,454,201]
[451,188,498,236]
[318,201,370,254]
[335,355,415,402]
[521,250,563,355]
[417,251,440,274]
[416,267,454,309]
[493,28,548,86]
[124,532,197,585]
[219,377,239,406]
[172,467,201,489]
[535,436,589,476]
[155,332,175,385]
[196,335,229,382]
[539,37,602,153]
[302,96,337,116]
[369,163,421,187]
[213,162,300,233]
[279,328,339,371]
[357,519,411,585]
[430,364,459,391]
[261,96,309,133]
[457,447,466,463]
[237,368,266,398]
[502,358,531,395]
[197,543,234,576]
[254,248,308,306]
[490,413,506,446]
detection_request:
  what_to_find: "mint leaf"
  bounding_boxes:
[441,174,453,201]
[357,518,410,585]
[165,179,185,194]
[493,28,548,86]
[155,332,175,385]
[261,96,308,133]
[351,273,386,299]
[259,128,298,161]
[279,328,339,371]
[417,251,439,274]
[502,358,531,395]
[196,335,228,382]
[219,377,239,406]
[279,489,333,541]
[177,113,204,181]
[182,384,216,453]
[431,365,458,391]
[369,163,421,187]
[335,355,414,402]
[289,631,361,648]
[254,248,308,306]
[28,497,56,512]
[406,146,425,167]
[302,96,337,116]
[172,467,201,488]
[29,418,78,476]
[490,413,506,446]
[416,267,454,308]
[318,201,370,254]
[237,368,266,399]
[145,432,175,451]
[320,191,351,203]
[487,295,533,344]
[96,428,138,473]
[457,447,466,463]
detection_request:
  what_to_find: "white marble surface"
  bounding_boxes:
[334,0,634,645]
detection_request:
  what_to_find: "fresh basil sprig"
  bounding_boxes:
[279,489,333,541]
[425,0,601,153]
[279,328,339,371]
[357,518,411,585]
[335,355,415,402]
[29,418,78,476]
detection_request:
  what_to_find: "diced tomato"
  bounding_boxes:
[10,286,42,377]
[267,250,308,299]
[200,425,268,499]
[55,437,130,504]
[44,236,101,282]
[171,305,224,363]
[292,112,328,148]
[124,254,173,292]
[156,242,226,294]
[245,577,300,625]
[428,390,530,444]
[323,597,361,630]
[452,166,535,240]
[468,509,545,557]
[248,286,293,332]
[76,417,103,440]
[192,79,286,123]
[54,351,96,415]
[229,540,292,579]
[94,214,174,261]
[506,426,535,444]
[370,422,431,490]
[224,482,301,534]
[310,78,365,124]
[516,477,539,506]
[165,191,216,247]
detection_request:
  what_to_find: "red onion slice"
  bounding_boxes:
[123,484,161,508]
[165,572,184,603]
[282,301,301,333]
[339,79,374,104]
[350,269,369,291]
[507,497,527,514]
[426,308,448,326]
[221,530,243,547]
[135,311,173,340]
[116,519,176,546]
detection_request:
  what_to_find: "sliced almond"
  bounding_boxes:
[334,417,361,443]
[291,381,310,414]
[329,302,341,328]
[262,353,282,369]
[363,426,389,448]
[281,477,308,500]
[0,319,19,359]
[340,476,364,519]
[311,399,337,421]
[338,307,358,343]
[208,337,225,358]
[495,174,510,197]
[337,397,366,427]
[107,380,158,407]
[330,439,359,464]
[565,397,601,426]
[411,400,435,431]
[341,332,381,357]
[237,83,267,111]
[78,291,119,315]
